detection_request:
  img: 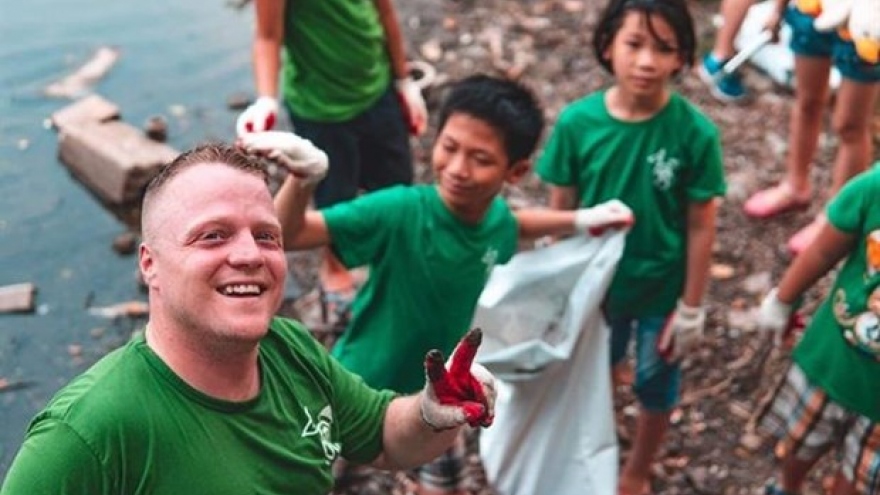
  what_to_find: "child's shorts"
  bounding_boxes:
[785,5,880,83]
[757,363,880,493]
[609,315,681,412]
[414,436,466,492]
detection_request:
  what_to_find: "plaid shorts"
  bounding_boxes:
[414,434,466,492]
[757,363,880,493]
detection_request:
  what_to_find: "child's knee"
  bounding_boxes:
[633,361,681,412]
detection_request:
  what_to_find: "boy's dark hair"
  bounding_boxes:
[435,74,544,164]
[592,0,696,75]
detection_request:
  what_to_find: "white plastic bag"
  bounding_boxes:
[476,233,624,495]
[474,233,624,381]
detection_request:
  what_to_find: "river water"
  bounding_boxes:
[0,0,255,475]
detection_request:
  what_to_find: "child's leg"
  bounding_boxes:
[415,433,466,495]
[756,364,849,494]
[827,81,880,197]
[787,39,880,254]
[838,414,880,495]
[619,317,681,494]
[783,54,833,196]
[712,0,755,60]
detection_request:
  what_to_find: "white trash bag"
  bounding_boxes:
[476,233,624,495]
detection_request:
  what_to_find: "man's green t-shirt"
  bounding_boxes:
[282,0,391,122]
[536,90,726,317]
[794,165,880,421]
[323,185,519,393]
[0,318,394,495]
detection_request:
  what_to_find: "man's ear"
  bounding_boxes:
[139,243,157,288]
[505,159,532,185]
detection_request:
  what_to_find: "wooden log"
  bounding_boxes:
[58,120,179,205]
[0,283,36,314]
[50,94,120,131]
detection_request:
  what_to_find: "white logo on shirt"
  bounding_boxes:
[648,148,680,191]
[301,405,341,463]
[482,247,498,276]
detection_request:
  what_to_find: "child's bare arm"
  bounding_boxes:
[239,131,333,250]
[775,223,856,303]
[681,199,719,307]
[514,200,633,239]
[273,177,332,250]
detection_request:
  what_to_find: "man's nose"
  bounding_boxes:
[228,235,263,267]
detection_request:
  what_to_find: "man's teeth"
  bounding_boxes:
[222,284,262,295]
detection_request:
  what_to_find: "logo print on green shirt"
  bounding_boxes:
[301,405,342,463]
[648,149,680,191]
[482,247,499,277]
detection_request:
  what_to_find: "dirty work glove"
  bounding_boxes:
[420,328,497,431]
[758,288,806,345]
[574,199,635,236]
[395,77,428,136]
[235,96,279,137]
[656,300,705,362]
[239,131,328,187]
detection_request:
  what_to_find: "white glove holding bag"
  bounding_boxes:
[235,96,279,137]
[239,131,328,187]
[574,199,634,236]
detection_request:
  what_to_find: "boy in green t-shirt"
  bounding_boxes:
[241,74,633,495]
[756,164,880,495]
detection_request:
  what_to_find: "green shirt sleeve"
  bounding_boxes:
[827,167,877,233]
[536,106,579,186]
[322,186,408,269]
[682,106,726,202]
[1,419,108,495]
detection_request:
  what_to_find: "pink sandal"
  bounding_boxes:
[743,183,811,219]
[787,216,826,256]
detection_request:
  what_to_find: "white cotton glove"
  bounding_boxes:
[656,300,706,362]
[239,131,328,187]
[395,77,428,136]
[757,288,805,345]
[420,328,497,431]
[574,199,635,236]
[235,96,280,137]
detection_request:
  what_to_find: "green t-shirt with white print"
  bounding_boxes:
[537,90,726,317]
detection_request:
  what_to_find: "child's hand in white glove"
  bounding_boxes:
[235,96,279,137]
[395,77,428,136]
[238,131,328,187]
[656,300,705,362]
[574,199,635,236]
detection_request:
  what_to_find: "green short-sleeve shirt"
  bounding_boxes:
[0,318,394,495]
[323,185,519,393]
[537,90,726,317]
[794,165,880,421]
[282,0,391,122]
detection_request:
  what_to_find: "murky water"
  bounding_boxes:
[0,0,254,475]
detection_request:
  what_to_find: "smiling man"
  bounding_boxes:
[0,144,498,495]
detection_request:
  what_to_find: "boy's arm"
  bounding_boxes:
[515,199,634,239]
[775,223,855,303]
[239,131,332,250]
[273,176,331,250]
[373,0,427,135]
[235,0,285,136]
